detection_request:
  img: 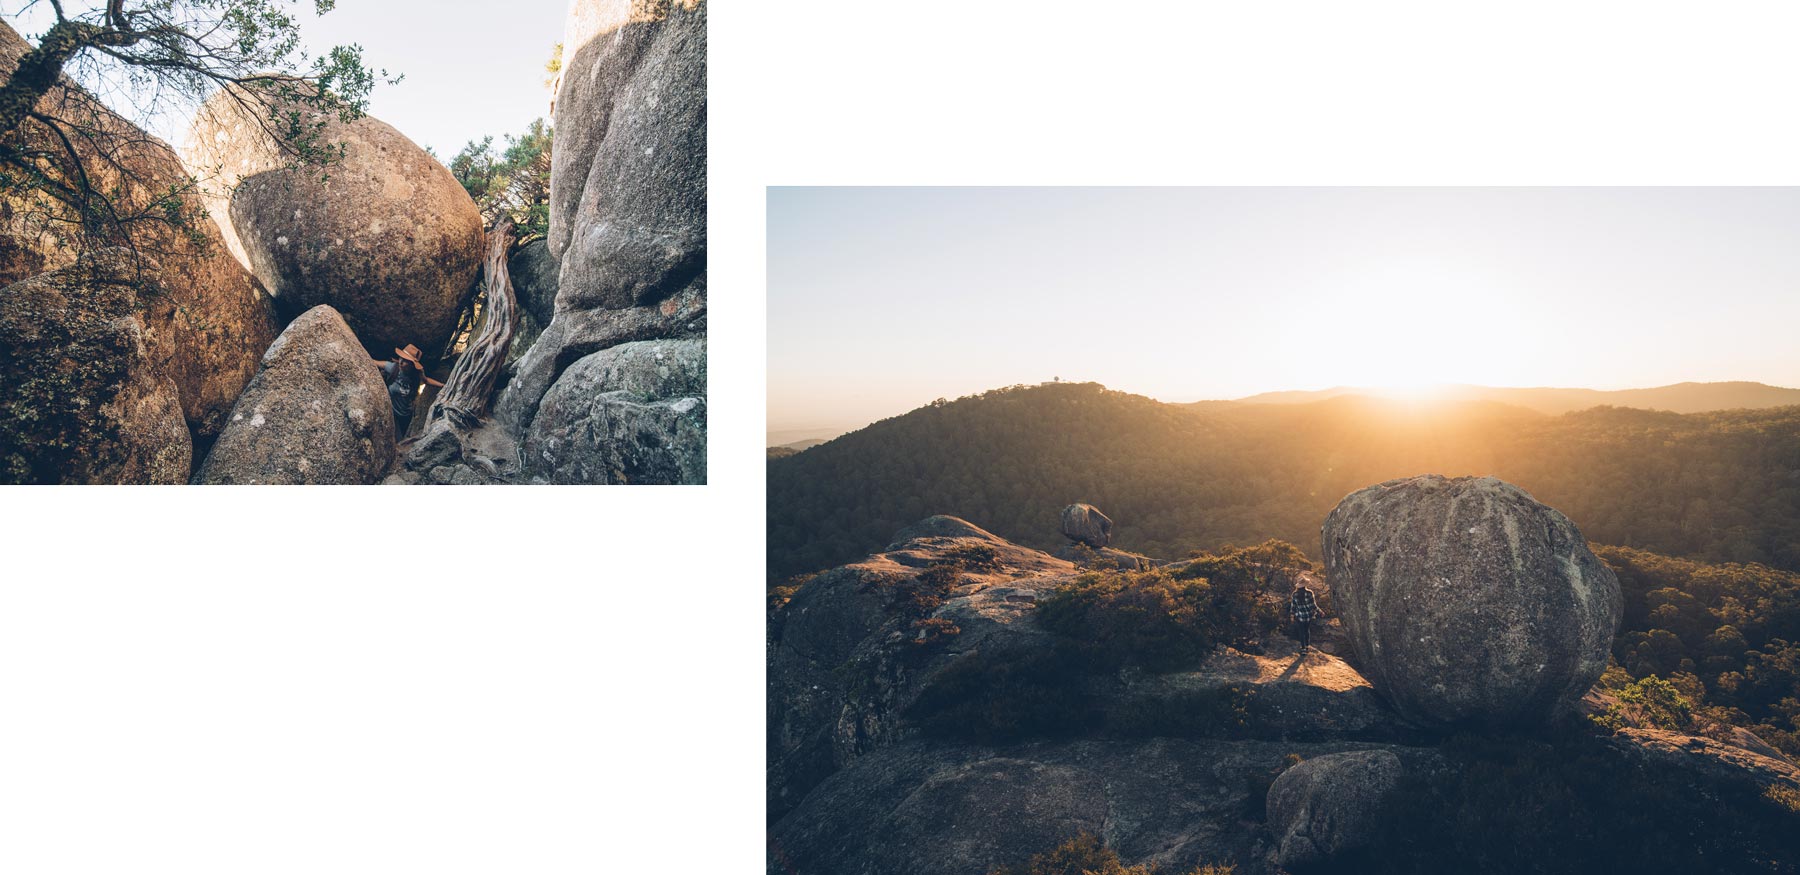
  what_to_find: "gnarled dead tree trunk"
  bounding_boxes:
[427,219,517,430]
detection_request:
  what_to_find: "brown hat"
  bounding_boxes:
[395,344,422,365]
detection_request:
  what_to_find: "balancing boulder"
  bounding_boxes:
[1322,475,1622,728]
[1060,503,1114,547]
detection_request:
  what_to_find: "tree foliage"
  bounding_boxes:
[447,117,551,245]
[1597,544,1800,755]
[0,0,388,259]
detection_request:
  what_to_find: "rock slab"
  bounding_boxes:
[196,305,394,484]
[1265,749,1403,866]
[1322,475,1622,728]
[0,250,191,483]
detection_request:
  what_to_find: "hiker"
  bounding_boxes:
[1290,580,1321,652]
[373,344,444,438]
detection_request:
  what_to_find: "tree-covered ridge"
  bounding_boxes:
[767,381,1800,578]
[1600,545,1800,756]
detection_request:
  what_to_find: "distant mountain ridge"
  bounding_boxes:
[1233,381,1800,415]
[767,381,1800,578]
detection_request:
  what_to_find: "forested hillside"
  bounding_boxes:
[767,382,1800,577]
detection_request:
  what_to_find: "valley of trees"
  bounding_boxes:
[768,381,1800,579]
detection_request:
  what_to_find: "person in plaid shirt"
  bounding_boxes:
[1290,581,1322,652]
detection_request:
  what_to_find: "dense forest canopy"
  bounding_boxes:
[767,381,1800,578]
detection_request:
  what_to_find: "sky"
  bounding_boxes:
[768,187,1800,441]
[3,0,568,157]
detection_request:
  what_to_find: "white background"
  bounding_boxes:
[9,0,1800,872]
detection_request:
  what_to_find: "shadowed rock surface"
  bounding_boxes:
[0,250,190,483]
[1323,475,1622,728]
[184,87,482,355]
[492,0,706,482]
[770,738,1433,875]
[196,305,393,484]
[508,238,560,327]
[1265,748,1403,866]
[519,337,704,484]
[0,22,278,442]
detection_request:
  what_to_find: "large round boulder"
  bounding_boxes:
[0,250,191,483]
[1322,475,1622,727]
[1266,749,1402,867]
[195,305,394,484]
[183,87,482,356]
[1060,503,1114,547]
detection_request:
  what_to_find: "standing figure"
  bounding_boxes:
[1290,580,1322,652]
[373,343,444,439]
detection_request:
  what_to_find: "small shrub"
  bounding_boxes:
[1764,783,1800,816]
[891,564,962,617]
[942,542,1002,571]
[1037,569,1230,672]
[907,617,962,652]
[1593,675,1694,732]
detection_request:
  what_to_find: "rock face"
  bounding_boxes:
[520,338,704,484]
[1265,749,1403,867]
[0,251,191,483]
[183,88,482,356]
[1060,502,1114,547]
[508,239,560,328]
[195,305,394,484]
[0,22,279,442]
[493,0,706,482]
[1322,475,1623,727]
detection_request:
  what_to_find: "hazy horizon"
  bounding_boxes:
[764,377,1800,445]
[769,187,1800,440]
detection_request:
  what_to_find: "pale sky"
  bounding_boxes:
[4,0,567,157]
[769,187,1800,439]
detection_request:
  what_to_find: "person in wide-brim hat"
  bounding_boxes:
[373,342,444,439]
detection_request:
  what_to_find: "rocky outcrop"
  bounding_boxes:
[519,338,704,484]
[0,250,190,483]
[183,87,482,356]
[1323,475,1622,728]
[1265,749,1403,867]
[492,0,706,480]
[0,21,279,442]
[1060,502,1113,547]
[195,305,394,484]
[768,516,1412,828]
[1608,728,1800,792]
